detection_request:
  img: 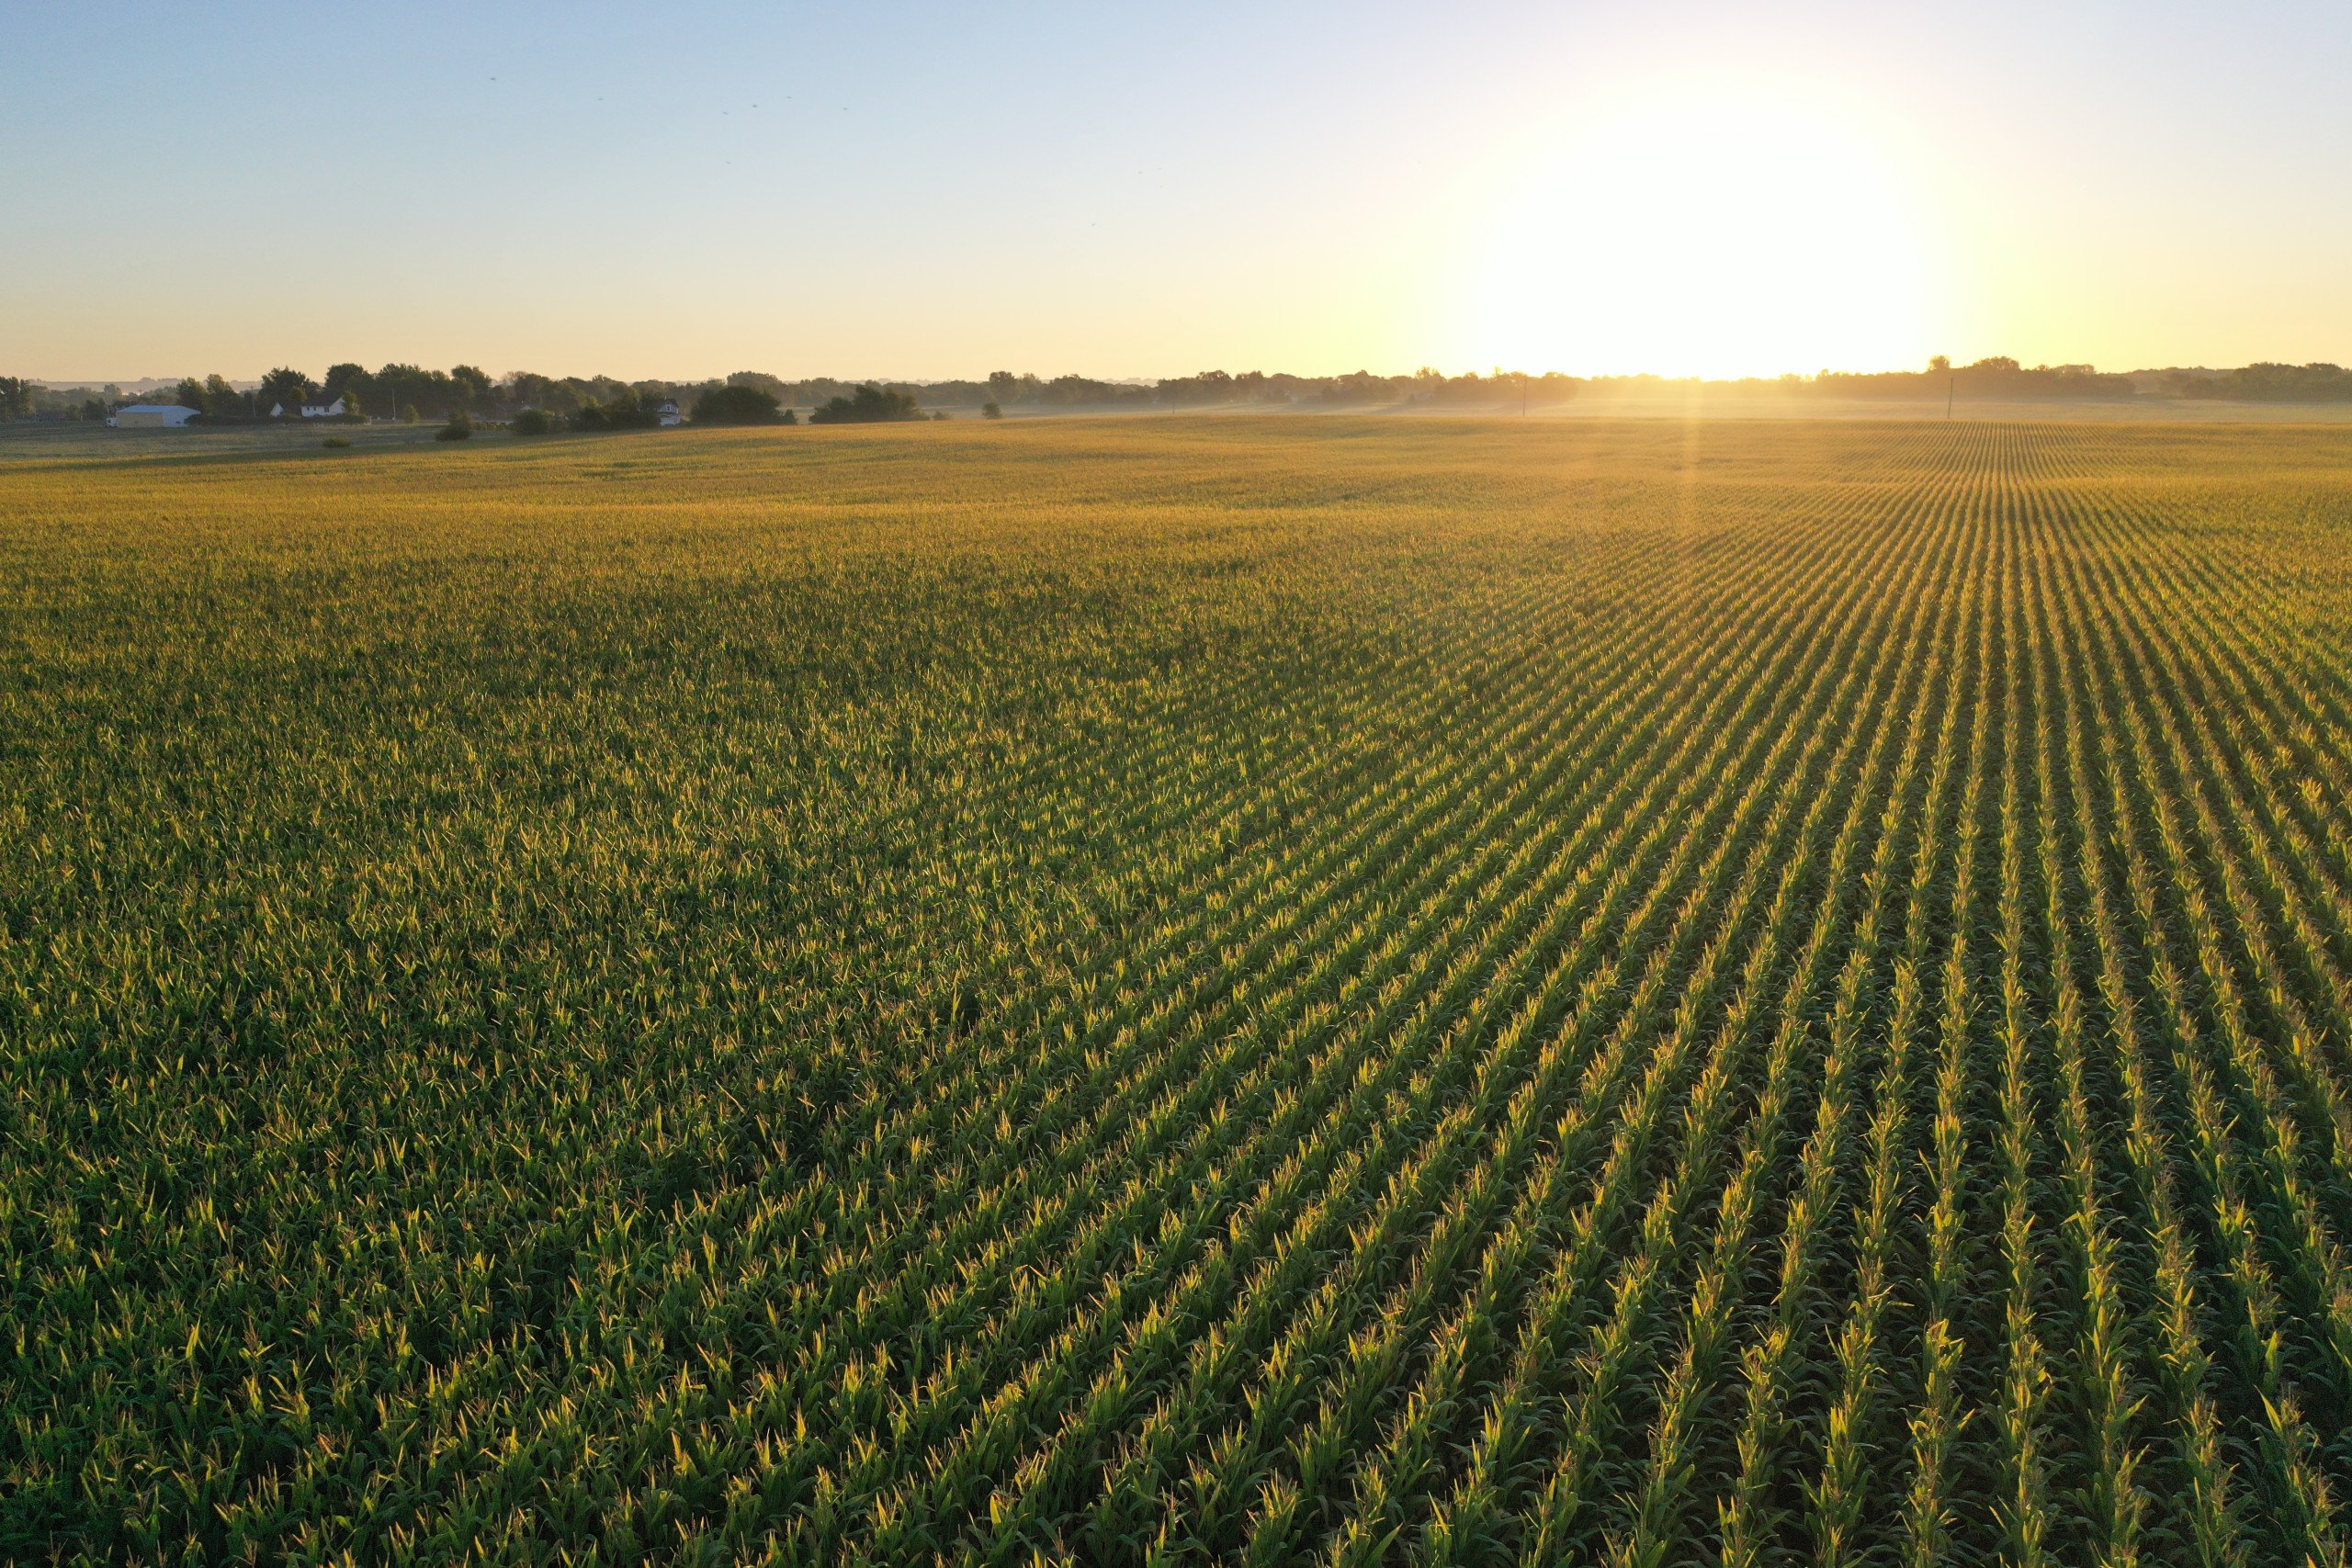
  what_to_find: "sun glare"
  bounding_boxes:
[1460,83,1944,380]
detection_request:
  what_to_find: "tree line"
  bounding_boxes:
[10,358,2352,427]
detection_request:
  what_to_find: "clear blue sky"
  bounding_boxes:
[6,0,2349,381]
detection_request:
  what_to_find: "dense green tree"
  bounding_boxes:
[571,389,660,432]
[691,385,784,425]
[726,371,790,402]
[604,389,661,429]
[808,384,924,423]
[450,365,492,412]
[258,367,316,416]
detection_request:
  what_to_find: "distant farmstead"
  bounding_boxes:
[267,394,348,419]
[657,400,684,427]
[111,403,198,428]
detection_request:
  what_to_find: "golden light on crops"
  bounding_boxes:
[1459,81,1947,379]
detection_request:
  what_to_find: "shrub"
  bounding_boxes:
[321,435,351,449]
[691,385,784,425]
[435,412,473,441]
[808,384,925,423]
[981,400,1002,420]
[513,409,556,436]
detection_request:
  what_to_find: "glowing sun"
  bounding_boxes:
[1460,81,1945,379]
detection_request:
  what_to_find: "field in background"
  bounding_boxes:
[7,416,2352,1562]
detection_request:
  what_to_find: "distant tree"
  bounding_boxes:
[808,383,925,423]
[81,398,107,423]
[507,372,587,416]
[570,389,659,432]
[691,384,784,424]
[401,403,420,424]
[435,411,473,441]
[0,377,30,422]
[1157,369,1234,406]
[780,407,797,424]
[450,364,492,412]
[1928,355,1951,373]
[339,387,366,421]
[512,408,556,435]
[726,370,791,402]
[603,388,661,429]
[173,378,207,411]
[376,364,457,421]
[322,363,367,400]
[981,400,1001,419]
[259,367,315,416]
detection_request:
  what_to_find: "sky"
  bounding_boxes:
[6,0,2349,383]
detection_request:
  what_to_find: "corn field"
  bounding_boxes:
[6,415,2352,1563]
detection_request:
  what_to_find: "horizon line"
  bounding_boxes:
[18,355,2352,391]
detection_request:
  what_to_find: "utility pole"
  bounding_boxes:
[1946,372,1954,421]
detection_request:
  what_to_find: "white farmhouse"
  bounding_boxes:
[267,394,348,419]
[110,403,199,428]
[657,400,684,427]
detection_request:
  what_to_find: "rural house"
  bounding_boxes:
[267,394,348,418]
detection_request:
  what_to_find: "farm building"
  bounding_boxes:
[266,395,348,419]
[657,400,684,427]
[110,404,198,428]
